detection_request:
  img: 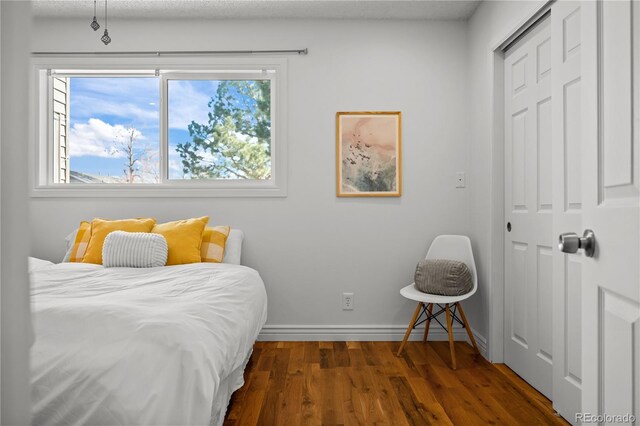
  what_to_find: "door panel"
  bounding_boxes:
[512,110,528,210]
[537,246,553,362]
[504,15,554,400]
[563,8,581,61]
[563,78,582,210]
[601,291,639,418]
[511,242,529,348]
[537,98,552,211]
[581,0,639,422]
[601,0,634,190]
[565,255,582,384]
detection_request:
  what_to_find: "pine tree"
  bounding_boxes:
[175,80,271,179]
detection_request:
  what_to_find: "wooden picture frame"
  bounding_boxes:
[336,111,402,197]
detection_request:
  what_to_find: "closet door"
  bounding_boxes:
[504,15,554,399]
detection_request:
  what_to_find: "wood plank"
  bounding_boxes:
[301,363,322,425]
[333,341,350,367]
[318,341,333,349]
[401,343,425,377]
[340,366,367,425]
[233,371,269,426]
[389,376,436,425]
[343,366,385,424]
[319,347,335,369]
[304,341,320,364]
[280,372,303,425]
[287,341,305,375]
[256,346,275,372]
[347,348,366,368]
[360,341,381,366]
[256,347,290,425]
[367,366,410,425]
[320,367,344,424]
[345,341,361,350]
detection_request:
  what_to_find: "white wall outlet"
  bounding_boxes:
[456,171,466,188]
[342,293,354,310]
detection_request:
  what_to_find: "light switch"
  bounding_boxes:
[456,172,466,188]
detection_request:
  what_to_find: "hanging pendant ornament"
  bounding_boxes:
[101,0,111,45]
[101,29,111,45]
[90,0,100,30]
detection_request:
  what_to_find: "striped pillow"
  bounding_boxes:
[68,221,92,262]
[102,231,168,268]
[201,226,230,263]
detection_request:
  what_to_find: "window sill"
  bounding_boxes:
[30,184,287,198]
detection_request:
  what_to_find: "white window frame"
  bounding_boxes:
[30,56,288,197]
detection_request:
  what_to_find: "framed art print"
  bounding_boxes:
[336,111,401,197]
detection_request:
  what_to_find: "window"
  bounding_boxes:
[166,76,271,181]
[56,75,160,184]
[33,59,286,197]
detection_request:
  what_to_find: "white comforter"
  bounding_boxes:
[30,261,267,426]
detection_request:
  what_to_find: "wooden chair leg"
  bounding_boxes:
[397,302,423,357]
[445,304,457,370]
[457,302,480,355]
[422,303,434,343]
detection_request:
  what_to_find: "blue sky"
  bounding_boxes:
[68,77,219,181]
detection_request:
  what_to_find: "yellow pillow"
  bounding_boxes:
[82,218,157,264]
[152,217,209,266]
[69,221,91,262]
[201,226,230,263]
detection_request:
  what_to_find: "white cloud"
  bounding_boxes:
[167,80,212,129]
[69,118,145,158]
[69,77,159,125]
[71,95,159,124]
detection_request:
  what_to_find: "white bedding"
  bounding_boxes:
[30,260,267,426]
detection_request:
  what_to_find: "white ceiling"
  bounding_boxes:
[32,0,482,20]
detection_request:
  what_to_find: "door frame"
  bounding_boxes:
[487,0,554,363]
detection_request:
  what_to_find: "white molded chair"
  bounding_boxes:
[397,235,480,369]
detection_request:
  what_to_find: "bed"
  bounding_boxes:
[29,256,267,426]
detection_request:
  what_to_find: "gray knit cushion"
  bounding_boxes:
[414,259,473,296]
[102,231,168,268]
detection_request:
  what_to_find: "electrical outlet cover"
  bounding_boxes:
[342,293,354,310]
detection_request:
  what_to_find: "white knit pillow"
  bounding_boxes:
[102,231,168,268]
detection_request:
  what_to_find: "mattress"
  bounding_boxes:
[29,260,267,426]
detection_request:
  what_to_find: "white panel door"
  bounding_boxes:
[550,1,584,422]
[504,16,554,399]
[581,0,640,423]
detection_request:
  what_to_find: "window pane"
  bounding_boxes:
[58,76,160,184]
[168,79,272,180]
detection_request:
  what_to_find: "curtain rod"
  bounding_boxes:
[31,48,308,56]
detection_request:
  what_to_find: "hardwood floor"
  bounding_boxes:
[224,341,569,425]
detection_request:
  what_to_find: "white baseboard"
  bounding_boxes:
[258,324,488,358]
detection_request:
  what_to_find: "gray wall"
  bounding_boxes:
[29,18,478,338]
